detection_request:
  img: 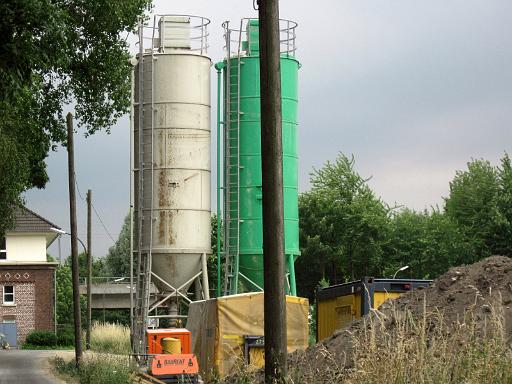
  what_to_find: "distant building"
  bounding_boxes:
[0,207,60,346]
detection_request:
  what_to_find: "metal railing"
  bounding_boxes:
[138,14,210,55]
[79,276,130,285]
[222,18,297,58]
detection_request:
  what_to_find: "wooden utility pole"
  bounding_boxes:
[86,189,92,350]
[67,113,83,366]
[258,1,287,382]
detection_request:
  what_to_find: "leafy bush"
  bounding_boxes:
[25,330,74,347]
[26,331,57,346]
[57,331,75,346]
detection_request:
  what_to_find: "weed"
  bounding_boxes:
[53,353,134,384]
[213,295,512,384]
[90,322,131,355]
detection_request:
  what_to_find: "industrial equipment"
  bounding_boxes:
[316,277,431,341]
[130,14,211,383]
[147,329,199,383]
[217,18,301,296]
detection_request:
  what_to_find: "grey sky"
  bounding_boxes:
[25,1,512,260]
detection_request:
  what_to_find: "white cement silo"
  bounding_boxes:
[132,16,211,338]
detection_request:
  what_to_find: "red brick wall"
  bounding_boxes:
[0,265,55,344]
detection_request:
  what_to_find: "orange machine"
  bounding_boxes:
[146,328,199,383]
[147,328,192,355]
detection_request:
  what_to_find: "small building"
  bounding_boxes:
[0,207,60,347]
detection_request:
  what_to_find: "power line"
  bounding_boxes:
[74,173,116,244]
[91,202,116,244]
[74,176,85,201]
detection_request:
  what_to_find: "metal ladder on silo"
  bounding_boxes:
[223,22,244,296]
[133,22,154,358]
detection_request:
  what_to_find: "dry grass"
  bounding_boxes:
[89,322,131,355]
[217,295,512,384]
[345,295,512,384]
[53,353,134,384]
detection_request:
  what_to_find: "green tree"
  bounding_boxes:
[494,154,512,255]
[56,266,73,325]
[445,155,512,259]
[0,131,29,234]
[0,0,151,235]
[296,154,391,299]
[208,214,223,297]
[63,253,105,279]
[385,208,474,279]
[104,215,131,277]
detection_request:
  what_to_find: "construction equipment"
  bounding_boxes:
[316,277,432,341]
[147,329,200,384]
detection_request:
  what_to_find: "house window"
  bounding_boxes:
[0,237,6,260]
[3,285,14,305]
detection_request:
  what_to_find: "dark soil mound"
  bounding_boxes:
[226,256,512,383]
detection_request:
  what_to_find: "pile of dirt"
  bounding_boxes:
[225,255,512,383]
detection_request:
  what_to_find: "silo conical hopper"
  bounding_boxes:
[133,15,211,322]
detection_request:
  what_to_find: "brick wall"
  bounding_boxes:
[0,264,56,344]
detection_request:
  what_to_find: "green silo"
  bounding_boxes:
[216,19,300,296]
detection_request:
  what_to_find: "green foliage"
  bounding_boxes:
[297,152,512,300]
[79,252,105,278]
[56,264,87,326]
[0,131,29,234]
[25,330,74,347]
[53,354,134,384]
[445,154,512,259]
[384,208,474,278]
[92,309,130,326]
[208,214,223,297]
[296,154,391,299]
[25,331,57,346]
[493,153,512,256]
[0,0,152,235]
[104,214,130,277]
[445,158,499,257]
[56,266,74,325]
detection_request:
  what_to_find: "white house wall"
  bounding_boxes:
[5,234,47,262]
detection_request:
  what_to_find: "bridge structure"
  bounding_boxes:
[79,277,158,310]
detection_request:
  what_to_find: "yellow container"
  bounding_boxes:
[162,337,181,354]
[317,278,431,341]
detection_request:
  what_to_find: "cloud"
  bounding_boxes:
[25,1,512,258]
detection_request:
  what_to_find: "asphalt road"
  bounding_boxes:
[0,350,66,384]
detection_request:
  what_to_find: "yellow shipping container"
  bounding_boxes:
[317,278,431,341]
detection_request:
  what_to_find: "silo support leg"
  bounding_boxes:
[202,253,210,300]
[194,277,202,301]
[288,254,297,296]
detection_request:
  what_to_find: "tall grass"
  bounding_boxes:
[53,354,134,384]
[217,295,512,384]
[346,295,512,384]
[90,322,131,355]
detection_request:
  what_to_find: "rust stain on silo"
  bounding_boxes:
[168,210,175,245]
[159,130,165,166]
[159,210,166,243]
